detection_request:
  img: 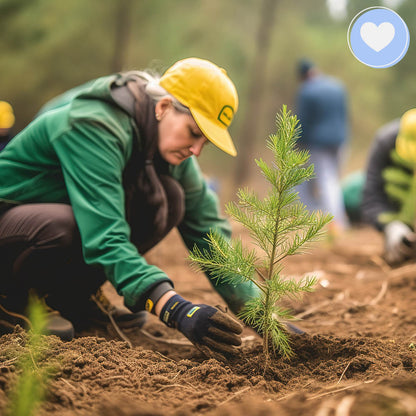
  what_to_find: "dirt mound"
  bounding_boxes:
[1,226,416,415]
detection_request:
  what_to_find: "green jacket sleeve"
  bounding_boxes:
[51,119,172,311]
[172,156,231,249]
[173,157,259,313]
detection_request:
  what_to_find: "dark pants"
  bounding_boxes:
[0,183,184,321]
[0,204,106,322]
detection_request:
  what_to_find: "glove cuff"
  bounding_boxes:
[144,281,175,314]
[159,294,191,328]
[384,220,412,236]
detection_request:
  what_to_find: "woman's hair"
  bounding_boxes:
[136,70,191,115]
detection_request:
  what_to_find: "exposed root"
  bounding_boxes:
[307,380,375,401]
[389,263,416,280]
[368,281,388,306]
[0,357,18,368]
[139,328,192,346]
[217,386,252,407]
[335,395,356,416]
[337,360,352,384]
[91,294,133,348]
[0,303,32,328]
[370,255,391,274]
[314,397,337,416]
[295,279,388,322]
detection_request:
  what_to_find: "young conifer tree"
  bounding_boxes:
[190,106,332,359]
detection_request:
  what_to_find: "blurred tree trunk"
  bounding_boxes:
[234,0,279,187]
[110,0,133,72]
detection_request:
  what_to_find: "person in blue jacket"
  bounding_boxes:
[295,59,350,233]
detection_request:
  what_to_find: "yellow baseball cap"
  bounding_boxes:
[159,58,239,156]
[0,101,15,129]
[396,108,416,163]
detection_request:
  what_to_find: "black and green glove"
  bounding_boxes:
[160,294,243,361]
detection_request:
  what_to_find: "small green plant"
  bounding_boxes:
[190,106,332,359]
[6,296,50,416]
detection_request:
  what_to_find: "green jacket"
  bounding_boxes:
[0,75,232,311]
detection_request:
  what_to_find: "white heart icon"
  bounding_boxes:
[360,22,395,52]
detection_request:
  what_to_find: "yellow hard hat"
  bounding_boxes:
[159,58,239,156]
[396,109,416,163]
[0,101,15,129]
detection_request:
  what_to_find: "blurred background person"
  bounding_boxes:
[362,109,416,266]
[0,101,15,151]
[295,58,350,234]
[341,170,365,225]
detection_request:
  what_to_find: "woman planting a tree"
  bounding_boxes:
[0,58,252,360]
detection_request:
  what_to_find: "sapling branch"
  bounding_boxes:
[254,268,267,284]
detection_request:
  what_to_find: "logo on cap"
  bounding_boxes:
[218,105,234,127]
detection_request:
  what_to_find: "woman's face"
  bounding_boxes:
[156,99,208,165]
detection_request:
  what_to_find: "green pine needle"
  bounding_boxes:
[6,296,52,416]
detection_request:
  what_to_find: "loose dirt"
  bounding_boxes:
[1,225,416,415]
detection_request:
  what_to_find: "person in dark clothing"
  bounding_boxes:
[361,109,416,265]
[295,59,350,233]
[0,58,254,360]
[0,101,15,151]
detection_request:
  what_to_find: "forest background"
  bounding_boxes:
[1,0,415,198]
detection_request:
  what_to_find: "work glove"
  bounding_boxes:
[384,220,416,265]
[160,294,243,361]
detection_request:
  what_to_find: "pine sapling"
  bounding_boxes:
[190,106,332,359]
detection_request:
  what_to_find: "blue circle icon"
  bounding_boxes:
[348,7,409,68]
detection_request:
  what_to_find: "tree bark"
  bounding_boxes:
[234,0,279,187]
[110,0,133,73]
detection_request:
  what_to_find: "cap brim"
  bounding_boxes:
[190,109,237,157]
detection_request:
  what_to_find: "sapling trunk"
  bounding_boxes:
[190,106,332,359]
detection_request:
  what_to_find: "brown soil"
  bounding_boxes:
[1,225,416,415]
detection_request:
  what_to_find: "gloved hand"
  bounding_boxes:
[160,294,243,361]
[384,220,416,265]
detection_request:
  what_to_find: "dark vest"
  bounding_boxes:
[112,75,185,253]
